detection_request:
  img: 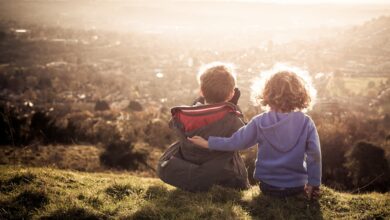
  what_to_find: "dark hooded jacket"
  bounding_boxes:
[157,102,250,192]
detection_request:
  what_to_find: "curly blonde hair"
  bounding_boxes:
[252,65,316,112]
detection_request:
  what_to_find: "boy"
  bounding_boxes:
[157,62,250,192]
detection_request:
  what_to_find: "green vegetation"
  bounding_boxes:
[342,76,387,96]
[0,166,389,219]
[326,76,388,97]
[0,145,103,172]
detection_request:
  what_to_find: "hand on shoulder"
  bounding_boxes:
[187,136,209,148]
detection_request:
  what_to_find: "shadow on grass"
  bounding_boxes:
[0,189,49,220]
[41,207,106,220]
[132,185,245,219]
[244,193,323,220]
[132,184,323,220]
[0,172,36,193]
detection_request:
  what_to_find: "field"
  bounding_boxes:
[0,145,158,177]
[0,145,103,172]
[1,165,389,220]
[342,77,388,96]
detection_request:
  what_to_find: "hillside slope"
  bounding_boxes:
[0,165,389,220]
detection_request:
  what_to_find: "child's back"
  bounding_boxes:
[157,62,250,192]
[176,104,244,165]
[212,111,320,189]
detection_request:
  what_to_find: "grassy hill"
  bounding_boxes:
[0,165,389,220]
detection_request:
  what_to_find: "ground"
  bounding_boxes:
[0,165,389,220]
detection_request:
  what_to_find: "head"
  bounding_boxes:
[197,62,236,104]
[252,65,316,112]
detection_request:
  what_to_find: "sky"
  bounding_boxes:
[206,0,390,4]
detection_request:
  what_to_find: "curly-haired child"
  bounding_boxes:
[188,66,321,199]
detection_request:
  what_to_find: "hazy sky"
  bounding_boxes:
[219,0,390,3]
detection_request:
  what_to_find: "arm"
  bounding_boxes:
[188,117,259,151]
[306,119,321,187]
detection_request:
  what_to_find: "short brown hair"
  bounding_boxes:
[260,71,312,112]
[198,62,236,103]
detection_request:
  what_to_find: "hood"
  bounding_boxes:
[259,111,306,152]
[170,102,242,133]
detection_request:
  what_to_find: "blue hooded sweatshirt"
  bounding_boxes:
[208,111,321,188]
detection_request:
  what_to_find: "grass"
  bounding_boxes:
[0,145,103,172]
[0,165,389,220]
[0,144,161,177]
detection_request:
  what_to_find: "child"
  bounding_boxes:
[157,62,250,192]
[188,67,321,199]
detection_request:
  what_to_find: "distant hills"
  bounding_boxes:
[345,16,390,51]
[1,0,389,36]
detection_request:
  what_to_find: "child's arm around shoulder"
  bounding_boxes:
[187,136,209,148]
[188,115,260,151]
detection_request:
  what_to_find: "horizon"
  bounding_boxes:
[1,0,390,46]
[3,0,390,4]
[179,0,390,4]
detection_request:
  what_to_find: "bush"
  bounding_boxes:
[0,104,29,146]
[127,100,143,111]
[94,100,110,111]
[344,141,390,192]
[30,111,58,143]
[318,122,351,190]
[144,118,174,148]
[310,108,389,192]
[99,140,149,170]
[30,110,75,144]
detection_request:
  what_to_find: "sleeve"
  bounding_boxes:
[208,117,259,151]
[306,119,322,186]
